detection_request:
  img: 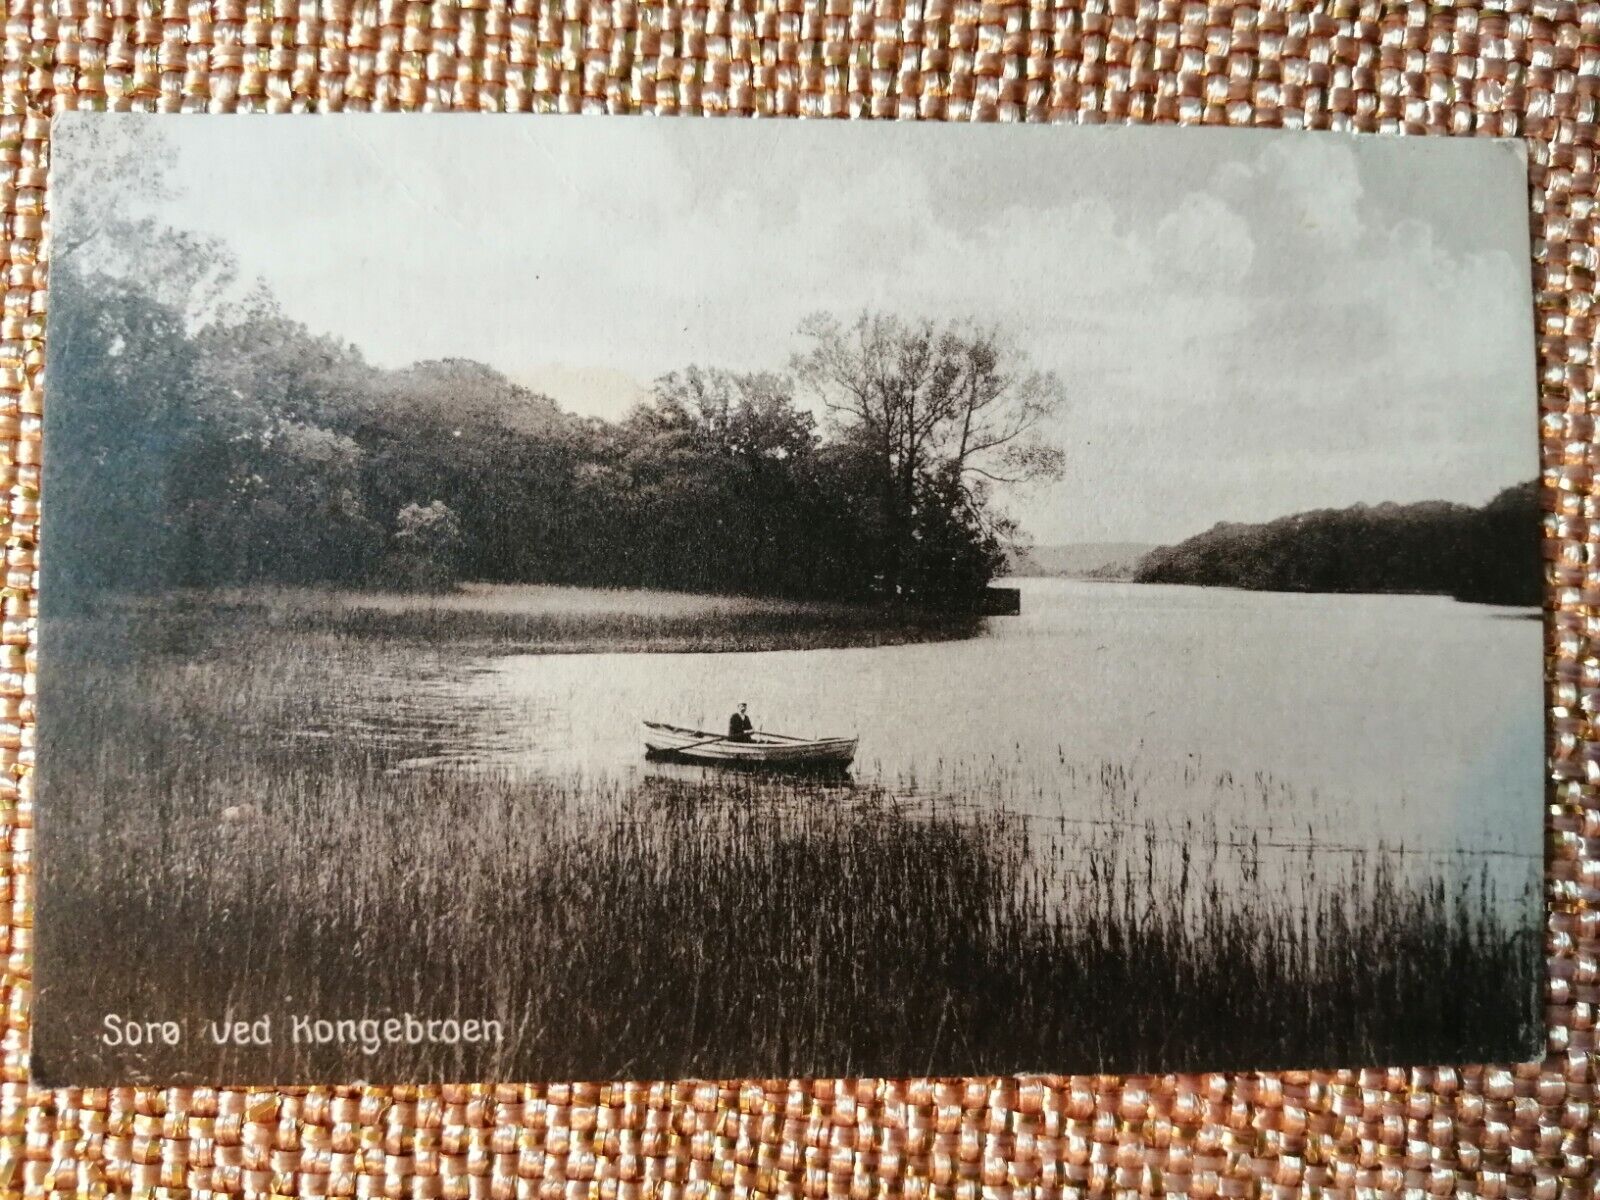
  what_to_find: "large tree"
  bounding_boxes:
[50,119,235,322]
[792,313,1066,597]
[609,369,823,594]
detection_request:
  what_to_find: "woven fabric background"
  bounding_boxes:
[0,1,1593,1196]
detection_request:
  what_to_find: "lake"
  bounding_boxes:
[369,578,1544,915]
[36,577,1547,1079]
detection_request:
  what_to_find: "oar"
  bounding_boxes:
[753,729,815,742]
[667,733,730,753]
[645,722,726,751]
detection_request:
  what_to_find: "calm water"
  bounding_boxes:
[364,579,1543,906]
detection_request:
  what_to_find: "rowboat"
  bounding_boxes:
[642,721,857,771]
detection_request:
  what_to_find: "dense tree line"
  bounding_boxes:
[1132,482,1543,606]
[46,260,1066,608]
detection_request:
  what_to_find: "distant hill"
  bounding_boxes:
[1132,480,1541,607]
[1009,542,1157,580]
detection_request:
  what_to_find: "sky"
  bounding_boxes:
[54,114,1540,544]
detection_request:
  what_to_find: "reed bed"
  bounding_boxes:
[32,593,1543,1084]
[78,584,980,656]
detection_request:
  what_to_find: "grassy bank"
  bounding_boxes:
[33,592,1542,1083]
[37,751,1540,1083]
[79,583,983,656]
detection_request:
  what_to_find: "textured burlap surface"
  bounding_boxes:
[1,1,1593,1196]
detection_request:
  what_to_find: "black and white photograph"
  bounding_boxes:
[33,115,1544,1086]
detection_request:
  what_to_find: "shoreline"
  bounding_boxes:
[73,582,990,657]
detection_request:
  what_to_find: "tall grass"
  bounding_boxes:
[84,583,982,655]
[31,591,1543,1084]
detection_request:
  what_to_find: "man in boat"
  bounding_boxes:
[728,703,754,743]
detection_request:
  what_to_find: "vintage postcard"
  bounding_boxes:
[33,115,1543,1085]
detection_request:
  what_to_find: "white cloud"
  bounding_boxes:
[68,116,1536,544]
[1216,136,1366,246]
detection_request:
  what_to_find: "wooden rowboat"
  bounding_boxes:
[642,721,857,771]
